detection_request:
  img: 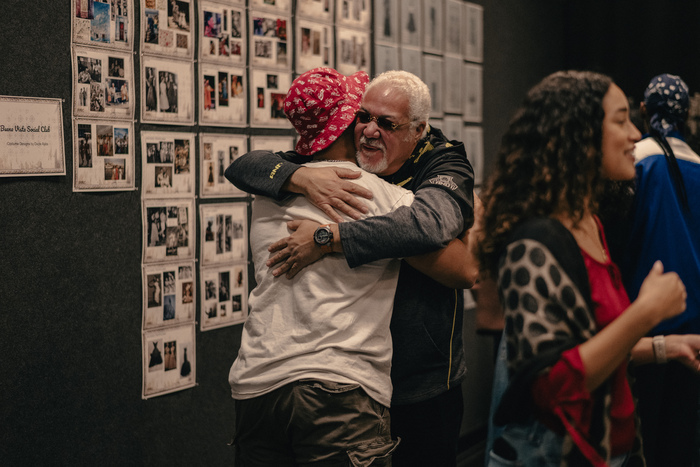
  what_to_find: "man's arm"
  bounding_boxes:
[225,150,373,221]
[403,192,483,289]
[224,150,304,199]
[269,190,482,290]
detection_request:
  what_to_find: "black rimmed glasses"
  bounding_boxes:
[355,110,412,132]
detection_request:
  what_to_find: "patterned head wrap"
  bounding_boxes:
[643,73,689,136]
[284,67,369,156]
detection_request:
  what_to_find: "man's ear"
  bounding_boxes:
[414,121,426,140]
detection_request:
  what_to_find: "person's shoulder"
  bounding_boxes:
[634,137,663,162]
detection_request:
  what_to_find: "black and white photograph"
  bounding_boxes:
[399,46,422,80]
[464,2,484,63]
[141,56,194,125]
[373,43,399,77]
[142,261,196,330]
[422,0,444,54]
[463,125,484,184]
[336,0,370,30]
[141,131,195,198]
[140,0,193,58]
[373,0,398,45]
[199,133,247,198]
[72,119,135,192]
[199,263,247,331]
[336,27,369,76]
[400,0,421,47]
[441,115,464,143]
[199,203,247,265]
[142,198,195,263]
[445,0,464,56]
[444,55,463,114]
[142,324,196,398]
[423,55,444,117]
[463,62,483,122]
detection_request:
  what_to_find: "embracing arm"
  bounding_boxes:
[269,189,480,290]
[403,192,483,289]
[340,188,466,267]
[225,150,372,221]
[224,149,302,199]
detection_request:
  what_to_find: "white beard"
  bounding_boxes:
[356,136,389,174]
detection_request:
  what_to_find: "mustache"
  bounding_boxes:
[359,135,386,152]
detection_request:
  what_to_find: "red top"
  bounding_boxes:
[531,218,636,459]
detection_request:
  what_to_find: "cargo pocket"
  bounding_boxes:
[346,437,400,467]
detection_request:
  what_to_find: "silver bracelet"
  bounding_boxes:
[653,335,667,364]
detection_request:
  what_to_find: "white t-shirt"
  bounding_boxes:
[229,161,414,407]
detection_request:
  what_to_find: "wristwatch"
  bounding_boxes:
[313,224,334,254]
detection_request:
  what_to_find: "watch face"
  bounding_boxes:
[314,227,331,245]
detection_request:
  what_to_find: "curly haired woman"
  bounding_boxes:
[479,71,695,467]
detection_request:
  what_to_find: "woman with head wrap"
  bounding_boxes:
[612,73,700,467]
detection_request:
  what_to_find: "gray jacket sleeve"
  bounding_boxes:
[339,187,463,268]
[224,150,303,200]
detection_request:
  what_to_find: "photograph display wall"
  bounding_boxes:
[67,0,486,399]
[73,119,135,191]
[72,0,134,50]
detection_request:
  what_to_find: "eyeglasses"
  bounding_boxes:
[355,110,412,132]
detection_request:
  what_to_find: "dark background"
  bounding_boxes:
[2,0,699,465]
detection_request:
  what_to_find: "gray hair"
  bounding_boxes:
[366,70,431,137]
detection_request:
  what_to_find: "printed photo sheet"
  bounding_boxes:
[142,323,195,398]
[73,119,135,191]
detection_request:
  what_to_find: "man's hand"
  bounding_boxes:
[267,219,324,279]
[284,167,373,222]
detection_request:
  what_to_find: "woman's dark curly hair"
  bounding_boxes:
[478,70,613,277]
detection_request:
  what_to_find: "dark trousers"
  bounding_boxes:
[633,361,700,467]
[234,379,398,467]
[390,384,464,467]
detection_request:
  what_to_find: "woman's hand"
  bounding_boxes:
[636,261,687,324]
